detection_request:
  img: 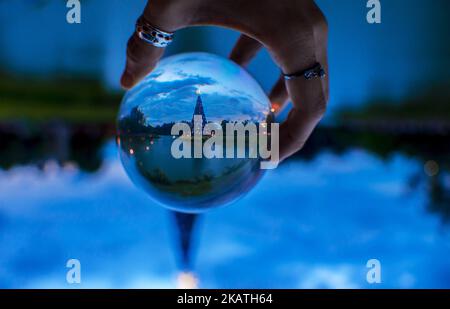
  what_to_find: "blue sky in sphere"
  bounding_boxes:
[120,53,271,126]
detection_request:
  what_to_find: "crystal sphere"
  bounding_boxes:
[117,52,272,213]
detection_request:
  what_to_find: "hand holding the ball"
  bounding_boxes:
[121,0,329,161]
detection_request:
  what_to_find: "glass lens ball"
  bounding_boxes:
[117,52,272,213]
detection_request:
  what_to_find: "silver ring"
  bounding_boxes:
[284,63,326,81]
[135,16,174,48]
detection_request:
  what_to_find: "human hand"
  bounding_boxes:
[120,0,329,161]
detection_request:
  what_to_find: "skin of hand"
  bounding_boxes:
[121,0,329,162]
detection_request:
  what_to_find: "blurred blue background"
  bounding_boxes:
[0,0,449,288]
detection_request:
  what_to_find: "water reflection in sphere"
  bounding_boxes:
[117,52,272,213]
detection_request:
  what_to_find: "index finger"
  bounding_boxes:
[121,31,165,89]
[121,0,199,89]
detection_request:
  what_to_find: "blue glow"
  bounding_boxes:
[0,142,448,288]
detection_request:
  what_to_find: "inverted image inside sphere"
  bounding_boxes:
[117,52,272,213]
